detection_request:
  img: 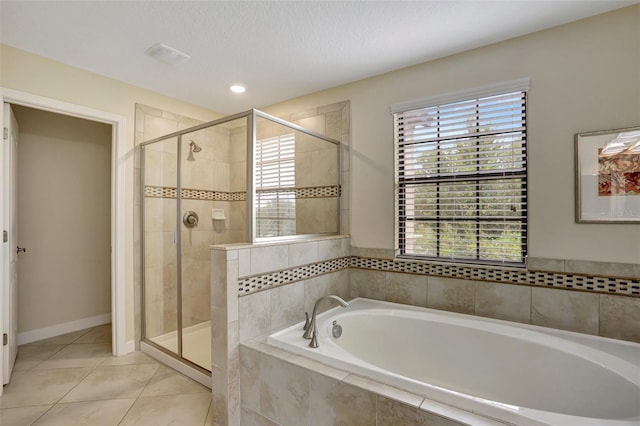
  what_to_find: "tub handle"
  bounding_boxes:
[303,312,310,331]
[332,320,343,338]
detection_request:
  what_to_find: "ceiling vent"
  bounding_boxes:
[145,43,190,66]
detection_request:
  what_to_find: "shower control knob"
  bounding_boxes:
[16,246,26,254]
[182,211,199,228]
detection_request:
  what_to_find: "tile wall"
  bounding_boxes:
[278,102,351,235]
[350,247,640,343]
[239,340,483,426]
[210,236,351,426]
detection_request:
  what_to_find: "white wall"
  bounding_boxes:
[264,5,640,264]
[14,106,112,332]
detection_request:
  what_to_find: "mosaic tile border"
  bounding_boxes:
[258,185,340,198]
[351,257,640,297]
[238,257,350,295]
[145,185,340,201]
[145,185,245,201]
[237,255,639,297]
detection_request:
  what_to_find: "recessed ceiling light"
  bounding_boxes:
[145,43,190,66]
[230,84,247,94]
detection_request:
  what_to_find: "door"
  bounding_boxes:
[2,103,19,385]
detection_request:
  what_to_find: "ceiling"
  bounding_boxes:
[1,1,635,114]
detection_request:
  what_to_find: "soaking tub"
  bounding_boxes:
[267,298,640,426]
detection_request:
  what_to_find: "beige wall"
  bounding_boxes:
[1,44,223,341]
[14,106,111,332]
[264,5,640,264]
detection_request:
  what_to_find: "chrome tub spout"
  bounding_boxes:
[303,295,349,348]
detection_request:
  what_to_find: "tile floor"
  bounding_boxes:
[0,324,213,426]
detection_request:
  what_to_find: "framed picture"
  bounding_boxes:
[575,126,640,223]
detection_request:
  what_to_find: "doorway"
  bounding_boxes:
[0,88,127,393]
[13,105,112,344]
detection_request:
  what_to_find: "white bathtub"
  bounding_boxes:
[267,298,640,426]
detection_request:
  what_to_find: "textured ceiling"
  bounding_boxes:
[1,1,635,114]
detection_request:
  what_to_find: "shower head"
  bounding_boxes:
[188,140,202,153]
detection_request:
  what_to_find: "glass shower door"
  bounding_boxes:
[142,137,179,355]
[179,129,216,371]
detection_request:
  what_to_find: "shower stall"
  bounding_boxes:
[139,109,340,384]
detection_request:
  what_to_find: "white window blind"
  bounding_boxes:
[256,134,296,237]
[395,89,527,265]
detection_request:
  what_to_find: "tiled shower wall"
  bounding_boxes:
[135,104,242,338]
[283,102,351,235]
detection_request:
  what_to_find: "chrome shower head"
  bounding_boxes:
[188,140,202,153]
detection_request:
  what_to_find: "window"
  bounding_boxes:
[393,80,528,265]
[255,133,296,237]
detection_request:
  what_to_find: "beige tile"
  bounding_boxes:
[565,259,640,279]
[0,368,91,408]
[240,345,261,412]
[238,290,271,342]
[427,277,475,314]
[140,365,209,397]
[350,269,385,300]
[119,393,211,426]
[531,288,599,335]
[342,375,424,408]
[35,343,112,370]
[32,399,135,426]
[309,372,376,426]
[350,247,394,259]
[240,406,278,426]
[288,241,319,267]
[384,272,428,307]
[13,344,65,371]
[304,272,350,317]
[318,237,350,261]
[250,245,288,275]
[526,257,565,273]
[475,282,531,324]
[0,405,51,426]
[205,401,214,426]
[74,324,112,344]
[60,364,159,402]
[270,281,305,331]
[377,396,464,426]
[143,114,178,141]
[100,351,160,366]
[259,354,310,426]
[25,329,91,346]
[600,295,640,343]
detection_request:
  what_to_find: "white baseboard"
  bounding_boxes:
[124,339,136,354]
[17,313,111,345]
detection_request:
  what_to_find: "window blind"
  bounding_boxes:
[256,134,296,237]
[395,90,527,265]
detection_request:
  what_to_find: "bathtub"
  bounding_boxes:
[267,298,640,426]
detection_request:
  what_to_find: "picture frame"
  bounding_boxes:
[575,126,640,223]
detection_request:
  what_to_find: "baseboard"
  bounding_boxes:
[124,339,136,354]
[17,313,111,345]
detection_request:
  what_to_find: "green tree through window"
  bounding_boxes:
[395,89,527,265]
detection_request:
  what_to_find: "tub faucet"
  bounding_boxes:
[303,295,349,348]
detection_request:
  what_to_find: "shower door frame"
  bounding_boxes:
[139,109,341,374]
